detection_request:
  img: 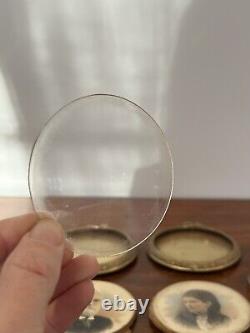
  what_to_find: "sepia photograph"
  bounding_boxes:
[150,281,250,333]
[176,289,230,329]
[68,280,136,333]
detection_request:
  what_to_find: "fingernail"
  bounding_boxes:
[30,220,64,246]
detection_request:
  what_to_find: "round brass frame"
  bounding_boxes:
[149,280,250,333]
[67,226,137,275]
[148,222,241,272]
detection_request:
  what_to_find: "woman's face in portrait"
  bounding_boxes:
[182,296,211,315]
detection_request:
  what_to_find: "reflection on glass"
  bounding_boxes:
[29,94,173,256]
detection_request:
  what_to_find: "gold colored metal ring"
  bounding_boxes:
[148,222,241,272]
[67,226,137,275]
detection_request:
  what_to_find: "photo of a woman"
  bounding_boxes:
[150,281,250,333]
[176,289,230,330]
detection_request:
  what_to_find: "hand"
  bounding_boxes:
[0,213,99,333]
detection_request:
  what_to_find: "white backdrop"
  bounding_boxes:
[0,0,249,198]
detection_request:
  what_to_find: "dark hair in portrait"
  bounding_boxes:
[176,289,230,329]
[69,315,112,333]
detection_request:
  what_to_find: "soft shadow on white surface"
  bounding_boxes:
[0,0,249,198]
[167,0,250,198]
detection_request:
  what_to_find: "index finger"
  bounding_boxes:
[0,213,39,261]
[0,213,73,266]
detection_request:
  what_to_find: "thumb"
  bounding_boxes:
[0,218,65,333]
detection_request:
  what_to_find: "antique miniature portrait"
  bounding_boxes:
[150,281,250,333]
[68,280,136,333]
[176,289,230,329]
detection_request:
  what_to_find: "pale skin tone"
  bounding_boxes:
[0,213,99,333]
[182,297,211,315]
